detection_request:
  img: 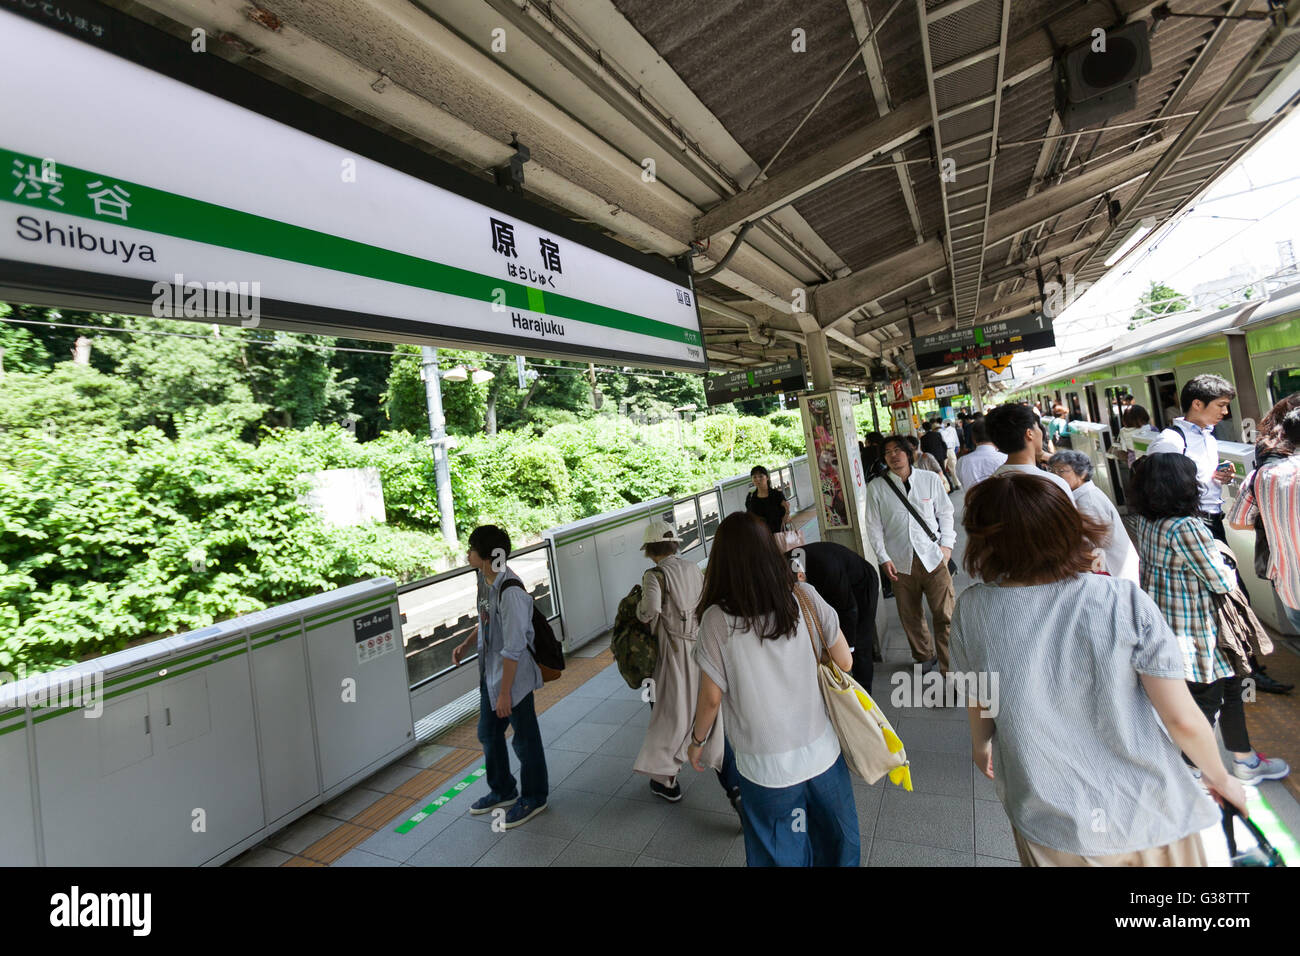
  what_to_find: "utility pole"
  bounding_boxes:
[421,346,458,547]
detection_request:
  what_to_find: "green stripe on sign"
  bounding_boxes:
[2,148,695,347]
[526,286,546,314]
[394,765,487,834]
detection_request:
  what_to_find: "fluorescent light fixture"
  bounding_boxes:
[1247,54,1300,124]
[471,369,495,385]
[1103,216,1156,266]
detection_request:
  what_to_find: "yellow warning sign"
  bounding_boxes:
[980,355,1013,373]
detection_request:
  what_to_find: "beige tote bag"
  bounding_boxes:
[794,587,912,791]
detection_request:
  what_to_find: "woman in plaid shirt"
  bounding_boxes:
[1131,454,1290,785]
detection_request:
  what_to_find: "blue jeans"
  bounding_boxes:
[1283,603,1300,632]
[735,752,860,867]
[477,678,548,806]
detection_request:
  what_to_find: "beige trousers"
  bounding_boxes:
[1012,829,1208,867]
[893,554,955,672]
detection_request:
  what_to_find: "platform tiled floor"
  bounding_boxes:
[228,494,1300,867]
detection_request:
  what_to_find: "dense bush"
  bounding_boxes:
[1,384,808,671]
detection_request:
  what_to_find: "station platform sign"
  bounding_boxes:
[914,313,1054,371]
[704,359,806,406]
[0,3,705,372]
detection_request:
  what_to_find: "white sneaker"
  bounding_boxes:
[1233,752,1290,785]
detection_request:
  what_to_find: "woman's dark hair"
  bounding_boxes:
[750,465,770,481]
[963,474,1107,584]
[1257,394,1300,458]
[468,524,512,563]
[1129,453,1201,519]
[1285,407,1300,446]
[643,541,679,559]
[1121,404,1150,429]
[696,513,798,641]
[866,431,884,445]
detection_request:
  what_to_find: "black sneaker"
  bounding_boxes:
[1253,671,1294,694]
[650,779,683,802]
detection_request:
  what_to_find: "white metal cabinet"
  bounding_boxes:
[36,654,263,867]
[0,711,37,865]
[249,622,319,826]
[303,583,413,793]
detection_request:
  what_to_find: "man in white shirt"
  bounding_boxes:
[1048,450,1141,582]
[1145,373,1237,542]
[985,403,1077,500]
[955,419,1007,491]
[939,419,961,489]
[864,435,957,675]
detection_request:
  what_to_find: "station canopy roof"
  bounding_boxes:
[115,0,1300,387]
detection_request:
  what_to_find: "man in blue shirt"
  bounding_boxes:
[452,525,549,828]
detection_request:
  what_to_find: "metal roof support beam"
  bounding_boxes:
[926,0,987,21]
[813,142,1163,325]
[938,92,998,120]
[692,97,931,240]
[694,0,1167,242]
[932,44,1001,79]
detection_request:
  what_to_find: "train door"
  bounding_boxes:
[1065,390,1085,422]
[1101,385,1132,505]
[1084,385,1102,424]
[1147,373,1178,429]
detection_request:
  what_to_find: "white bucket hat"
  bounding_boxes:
[642,518,682,546]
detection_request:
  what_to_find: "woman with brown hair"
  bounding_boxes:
[687,512,859,866]
[950,473,1247,866]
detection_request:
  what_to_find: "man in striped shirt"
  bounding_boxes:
[1255,407,1300,631]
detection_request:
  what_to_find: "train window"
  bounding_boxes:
[1268,367,1300,405]
[1104,387,1132,437]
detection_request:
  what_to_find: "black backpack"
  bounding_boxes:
[500,578,565,681]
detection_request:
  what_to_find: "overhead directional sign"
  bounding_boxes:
[704,359,806,406]
[914,313,1055,371]
[0,6,705,371]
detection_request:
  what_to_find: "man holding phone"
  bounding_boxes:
[1146,374,1237,542]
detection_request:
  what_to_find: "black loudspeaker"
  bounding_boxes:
[1055,21,1153,133]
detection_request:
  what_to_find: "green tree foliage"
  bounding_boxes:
[1128,281,1188,330]
[0,305,52,373]
[1,299,817,672]
[0,363,135,435]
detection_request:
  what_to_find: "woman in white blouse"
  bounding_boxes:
[687,512,858,867]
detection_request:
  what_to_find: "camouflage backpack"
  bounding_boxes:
[611,568,664,690]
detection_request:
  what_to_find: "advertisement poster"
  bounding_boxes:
[808,397,849,528]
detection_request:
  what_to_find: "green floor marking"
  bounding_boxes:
[1246,787,1298,863]
[394,765,487,834]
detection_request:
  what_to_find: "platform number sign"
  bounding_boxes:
[354,607,397,665]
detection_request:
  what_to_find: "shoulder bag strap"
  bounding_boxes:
[793,586,830,665]
[498,577,538,656]
[1172,422,1188,453]
[878,470,939,542]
